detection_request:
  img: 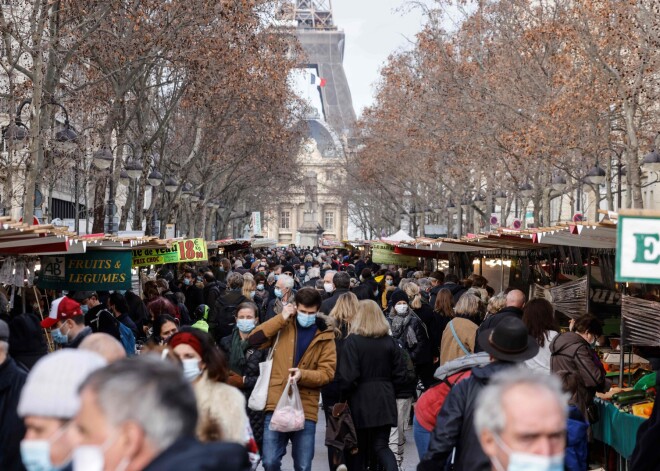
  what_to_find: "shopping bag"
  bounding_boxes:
[248,332,279,411]
[269,378,305,432]
[325,401,358,456]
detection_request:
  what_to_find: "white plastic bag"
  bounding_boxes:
[248,333,279,411]
[269,378,305,432]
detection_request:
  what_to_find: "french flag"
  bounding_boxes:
[310,73,327,87]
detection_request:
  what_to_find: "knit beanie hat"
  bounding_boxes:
[390,289,409,306]
[17,349,107,419]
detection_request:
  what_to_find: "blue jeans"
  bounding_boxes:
[413,415,432,460]
[262,413,316,471]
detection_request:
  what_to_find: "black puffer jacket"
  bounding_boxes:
[143,436,249,471]
[418,361,516,471]
[0,357,27,471]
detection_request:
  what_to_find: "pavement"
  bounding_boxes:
[270,411,420,471]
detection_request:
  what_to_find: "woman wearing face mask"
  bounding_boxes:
[550,314,610,424]
[388,290,432,384]
[169,328,250,446]
[380,271,398,311]
[219,302,267,451]
[17,349,107,471]
[439,293,480,365]
[150,314,179,345]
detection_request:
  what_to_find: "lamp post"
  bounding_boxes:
[93,147,117,234]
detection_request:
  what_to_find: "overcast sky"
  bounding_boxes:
[330,0,426,117]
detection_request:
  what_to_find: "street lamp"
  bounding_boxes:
[147,170,163,187]
[586,161,606,185]
[164,176,179,193]
[190,191,201,203]
[119,170,130,187]
[519,183,534,198]
[181,183,192,199]
[93,147,113,170]
[551,175,567,192]
[641,149,660,173]
[495,190,507,206]
[474,194,486,211]
[124,159,142,179]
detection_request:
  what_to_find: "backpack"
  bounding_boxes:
[212,292,248,339]
[96,309,135,356]
[117,321,136,356]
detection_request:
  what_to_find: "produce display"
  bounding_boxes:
[599,372,656,418]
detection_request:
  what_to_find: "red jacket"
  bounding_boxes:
[414,370,472,431]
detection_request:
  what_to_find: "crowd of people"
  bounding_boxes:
[0,245,658,471]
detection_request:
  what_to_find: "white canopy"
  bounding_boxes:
[382,230,415,243]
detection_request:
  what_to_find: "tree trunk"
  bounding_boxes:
[623,99,644,208]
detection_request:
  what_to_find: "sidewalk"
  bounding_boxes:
[274,412,420,471]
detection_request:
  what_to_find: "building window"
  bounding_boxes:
[280,210,290,229]
[324,211,334,229]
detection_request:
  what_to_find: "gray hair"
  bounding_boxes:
[417,278,432,291]
[306,266,321,280]
[279,274,294,289]
[227,272,244,289]
[398,278,413,291]
[324,270,337,280]
[333,271,351,289]
[80,356,197,451]
[267,272,276,284]
[474,367,567,436]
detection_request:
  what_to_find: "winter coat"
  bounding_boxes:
[8,312,48,370]
[219,332,267,446]
[0,357,27,471]
[66,326,93,349]
[442,282,468,305]
[630,370,660,471]
[413,302,440,359]
[428,284,443,310]
[473,306,523,353]
[193,371,249,444]
[143,436,250,471]
[183,284,205,317]
[264,291,296,322]
[85,304,120,340]
[320,323,350,406]
[337,335,410,429]
[389,307,433,367]
[440,317,478,365]
[419,361,516,471]
[320,288,351,315]
[203,281,224,311]
[550,331,609,419]
[248,312,336,422]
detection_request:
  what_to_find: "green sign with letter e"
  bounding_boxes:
[616,210,660,283]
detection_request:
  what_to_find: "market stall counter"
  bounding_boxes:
[592,398,647,459]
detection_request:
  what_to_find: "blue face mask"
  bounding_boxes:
[274,274,280,281]
[183,278,191,286]
[250,291,256,299]
[181,358,201,382]
[80,304,89,315]
[257,284,265,291]
[117,290,126,296]
[274,288,284,299]
[21,439,55,471]
[297,312,317,328]
[236,319,256,333]
[51,324,69,344]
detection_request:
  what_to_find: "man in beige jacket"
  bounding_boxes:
[249,287,336,471]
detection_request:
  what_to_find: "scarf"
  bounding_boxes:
[229,329,249,375]
[389,307,420,349]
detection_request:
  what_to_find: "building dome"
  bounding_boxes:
[306,119,343,158]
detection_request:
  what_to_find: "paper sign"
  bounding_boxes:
[131,238,208,267]
[616,211,660,283]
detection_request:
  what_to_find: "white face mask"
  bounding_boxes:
[21,439,55,471]
[72,433,127,471]
[181,358,202,382]
[394,303,408,314]
[324,283,334,293]
[493,435,564,471]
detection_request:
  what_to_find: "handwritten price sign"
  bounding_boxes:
[132,238,208,267]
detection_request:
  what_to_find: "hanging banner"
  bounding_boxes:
[251,211,262,236]
[616,210,660,283]
[131,238,208,267]
[371,243,419,267]
[38,251,132,291]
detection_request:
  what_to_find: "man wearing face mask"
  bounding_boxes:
[320,271,351,315]
[180,269,205,316]
[17,350,107,471]
[41,297,92,349]
[249,288,336,471]
[264,275,296,321]
[475,368,567,471]
[320,269,337,301]
[70,356,250,471]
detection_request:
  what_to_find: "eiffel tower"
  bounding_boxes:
[284,0,357,137]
